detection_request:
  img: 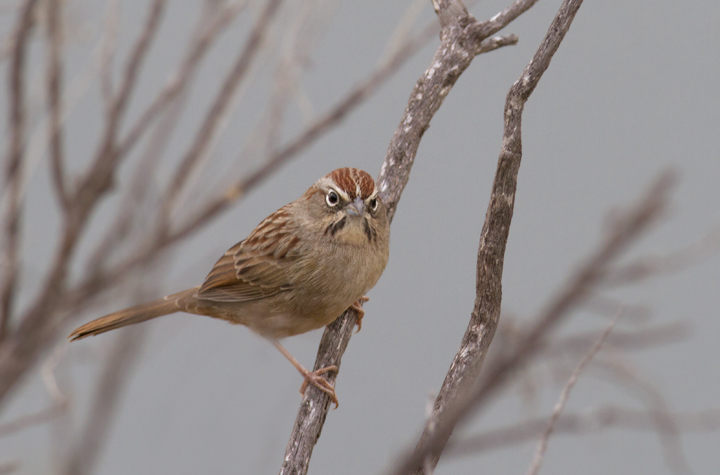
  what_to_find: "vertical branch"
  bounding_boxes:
[46,0,68,209]
[0,0,39,340]
[279,1,531,473]
[99,0,121,115]
[393,0,590,473]
[279,314,357,475]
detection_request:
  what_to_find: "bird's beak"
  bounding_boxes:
[346,197,364,217]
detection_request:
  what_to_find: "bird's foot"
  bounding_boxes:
[351,296,370,332]
[299,365,339,408]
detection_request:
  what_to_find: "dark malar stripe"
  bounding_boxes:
[325,216,347,236]
[363,218,376,243]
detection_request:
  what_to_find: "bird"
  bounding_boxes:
[69,168,390,406]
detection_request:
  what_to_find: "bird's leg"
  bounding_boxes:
[272,340,339,408]
[350,296,370,333]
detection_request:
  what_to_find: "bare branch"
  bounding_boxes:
[0,0,167,409]
[1,0,39,340]
[0,460,19,475]
[393,170,674,474]
[46,0,69,209]
[401,0,589,472]
[548,321,690,357]
[61,326,145,475]
[0,402,66,438]
[279,314,358,475]
[100,0,120,114]
[158,0,283,223]
[446,406,720,457]
[279,0,537,472]
[601,228,720,286]
[475,34,519,54]
[116,0,248,161]
[527,309,622,475]
[469,0,540,40]
[76,0,166,206]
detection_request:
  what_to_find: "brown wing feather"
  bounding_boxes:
[196,208,301,303]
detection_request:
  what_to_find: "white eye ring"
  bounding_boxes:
[369,197,378,211]
[326,190,340,207]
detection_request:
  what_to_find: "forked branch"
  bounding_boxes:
[280,0,539,473]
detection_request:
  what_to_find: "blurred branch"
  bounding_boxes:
[548,321,690,357]
[1,0,38,340]
[590,354,691,473]
[158,0,282,224]
[46,0,68,209]
[87,0,242,276]
[446,406,720,456]
[61,326,145,475]
[76,0,166,204]
[280,0,533,472]
[99,0,120,114]
[117,0,248,161]
[0,402,65,438]
[601,228,720,286]
[0,0,167,408]
[0,460,18,475]
[0,341,68,439]
[527,309,622,475]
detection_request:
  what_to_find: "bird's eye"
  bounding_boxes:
[326,190,340,207]
[369,198,378,211]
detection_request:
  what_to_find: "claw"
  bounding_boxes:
[272,340,339,408]
[299,365,339,408]
[350,296,370,333]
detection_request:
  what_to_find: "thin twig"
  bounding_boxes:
[86,0,238,275]
[46,0,68,209]
[76,0,166,206]
[61,326,145,475]
[99,0,120,114]
[0,402,66,438]
[116,0,248,161]
[601,228,720,286]
[446,406,720,457]
[527,309,623,475]
[0,0,39,341]
[158,0,283,223]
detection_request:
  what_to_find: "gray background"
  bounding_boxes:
[1,0,719,474]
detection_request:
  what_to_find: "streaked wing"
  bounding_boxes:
[196,208,301,303]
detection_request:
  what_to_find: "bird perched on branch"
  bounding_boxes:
[70,168,390,406]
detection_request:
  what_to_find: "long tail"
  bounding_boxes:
[69,289,197,341]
